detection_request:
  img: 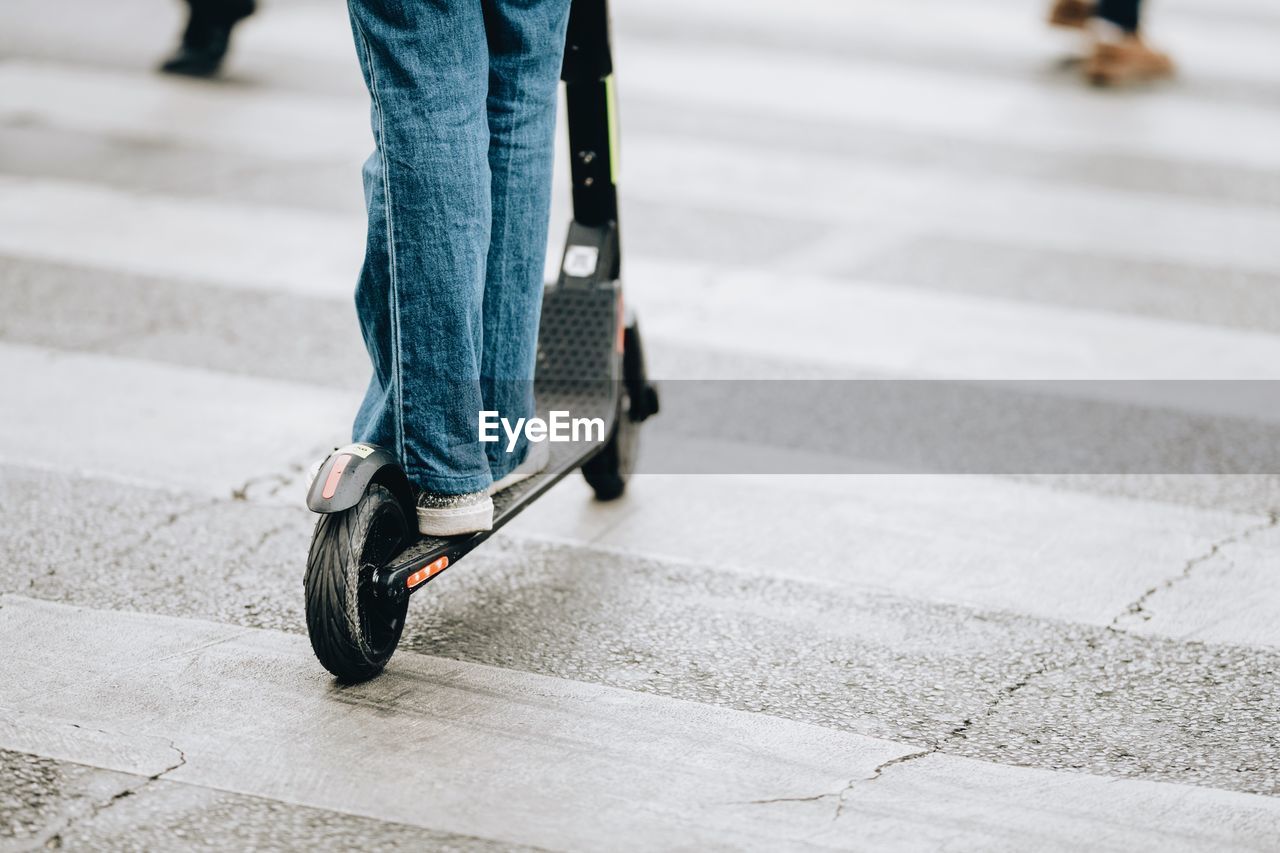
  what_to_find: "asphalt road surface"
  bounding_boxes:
[3,0,1280,849]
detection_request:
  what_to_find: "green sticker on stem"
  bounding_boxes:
[605,74,619,186]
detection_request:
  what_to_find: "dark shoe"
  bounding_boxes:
[160,24,235,77]
[160,1,256,78]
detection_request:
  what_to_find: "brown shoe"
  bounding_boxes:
[1049,0,1094,29]
[1084,35,1175,86]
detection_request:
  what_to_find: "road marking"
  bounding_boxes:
[0,61,370,163]
[7,47,1280,195]
[2,595,1277,851]
[615,0,1280,87]
[0,343,354,496]
[619,39,1280,175]
[244,5,1280,168]
[630,258,1280,381]
[514,473,1256,631]
[0,176,361,299]
[4,178,1280,385]
[1113,522,1280,647]
[621,137,1280,276]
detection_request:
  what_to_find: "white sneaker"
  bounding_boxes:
[416,489,494,537]
[489,440,550,495]
[415,442,549,536]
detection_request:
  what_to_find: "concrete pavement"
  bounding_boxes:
[2,0,1280,848]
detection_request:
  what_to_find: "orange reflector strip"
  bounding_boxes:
[406,556,449,590]
[320,454,352,499]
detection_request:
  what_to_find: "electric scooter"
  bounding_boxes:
[302,0,659,683]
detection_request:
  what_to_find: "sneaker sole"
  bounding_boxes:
[417,497,494,537]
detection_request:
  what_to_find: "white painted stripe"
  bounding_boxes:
[7,17,1280,182]
[630,258,1280,381]
[6,178,1280,388]
[222,0,1280,68]
[7,173,1280,388]
[615,0,1280,87]
[621,137,1280,275]
[2,596,1277,851]
[240,3,1280,171]
[0,339,1260,638]
[622,45,1280,174]
[515,472,1258,632]
[0,176,362,299]
[0,62,371,163]
[1159,0,1280,19]
[5,57,1278,274]
[6,80,1279,276]
[0,335,1263,636]
[0,343,354,496]
[1115,523,1280,648]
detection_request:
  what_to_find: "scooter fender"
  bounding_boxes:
[306,443,414,515]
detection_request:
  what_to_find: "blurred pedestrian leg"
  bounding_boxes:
[160,0,256,77]
[1047,0,1174,86]
[1048,0,1093,30]
[1094,0,1140,33]
[1086,0,1174,86]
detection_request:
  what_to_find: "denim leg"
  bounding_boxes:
[480,0,573,480]
[1096,0,1142,32]
[347,0,495,494]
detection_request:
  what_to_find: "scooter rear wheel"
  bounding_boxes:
[304,483,410,682]
[583,394,641,501]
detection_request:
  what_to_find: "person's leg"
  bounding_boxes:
[1094,0,1141,33]
[347,0,495,497]
[1085,0,1173,84]
[479,0,573,482]
[1048,0,1095,30]
[160,0,256,77]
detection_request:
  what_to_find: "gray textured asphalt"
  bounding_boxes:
[4,0,1280,846]
[4,465,1279,798]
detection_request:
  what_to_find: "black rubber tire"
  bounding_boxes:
[582,400,637,501]
[304,483,410,683]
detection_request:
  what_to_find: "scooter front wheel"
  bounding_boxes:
[304,482,410,682]
[582,321,658,501]
[582,407,637,501]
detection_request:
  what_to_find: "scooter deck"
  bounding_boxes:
[374,281,621,599]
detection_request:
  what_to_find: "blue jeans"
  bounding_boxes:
[347,0,571,494]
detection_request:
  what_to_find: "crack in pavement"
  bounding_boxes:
[1110,511,1279,631]
[767,630,1060,834]
[841,747,936,813]
[743,792,839,806]
[769,749,937,841]
[801,509,1280,827]
[38,738,187,849]
[231,470,291,502]
[232,446,329,503]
